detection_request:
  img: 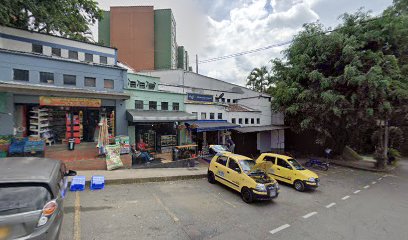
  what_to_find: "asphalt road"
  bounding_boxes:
[61,161,408,240]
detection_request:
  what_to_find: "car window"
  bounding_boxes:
[0,186,51,216]
[216,156,228,166]
[264,156,276,164]
[277,158,292,169]
[287,159,305,170]
[228,159,240,172]
[239,159,255,173]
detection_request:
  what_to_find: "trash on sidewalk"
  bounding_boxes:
[70,176,86,191]
[90,175,105,190]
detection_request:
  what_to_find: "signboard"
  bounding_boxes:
[39,96,101,107]
[187,93,213,102]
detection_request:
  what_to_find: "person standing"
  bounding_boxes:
[226,136,235,153]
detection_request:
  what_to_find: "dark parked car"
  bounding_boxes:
[0,157,76,240]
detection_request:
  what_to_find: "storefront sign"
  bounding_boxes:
[187,93,213,102]
[39,96,101,107]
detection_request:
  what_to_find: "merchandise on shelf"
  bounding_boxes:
[29,107,53,143]
[115,135,130,154]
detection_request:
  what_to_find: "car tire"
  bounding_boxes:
[241,187,254,203]
[294,180,305,192]
[207,171,216,184]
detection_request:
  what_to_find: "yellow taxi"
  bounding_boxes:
[208,152,279,203]
[256,153,319,192]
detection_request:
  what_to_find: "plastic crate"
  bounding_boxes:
[90,176,105,190]
[0,151,7,158]
[70,176,86,191]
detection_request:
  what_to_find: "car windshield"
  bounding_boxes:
[239,159,255,173]
[211,145,228,152]
[287,159,305,170]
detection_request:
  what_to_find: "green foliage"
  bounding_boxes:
[246,66,271,93]
[0,0,102,41]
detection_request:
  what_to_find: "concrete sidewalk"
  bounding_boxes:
[70,167,208,185]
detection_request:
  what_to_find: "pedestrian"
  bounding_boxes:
[226,136,235,153]
[137,138,153,162]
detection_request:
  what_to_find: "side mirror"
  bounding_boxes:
[65,170,77,176]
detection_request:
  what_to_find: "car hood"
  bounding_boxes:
[249,161,273,174]
[299,169,319,178]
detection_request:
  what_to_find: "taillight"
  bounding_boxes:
[37,200,58,227]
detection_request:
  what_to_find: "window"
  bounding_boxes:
[257,118,260,124]
[245,118,249,124]
[84,77,96,87]
[40,72,54,84]
[232,118,236,124]
[221,98,225,102]
[277,159,292,169]
[104,79,114,89]
[68,50,78,60]
[63,74,76,85]
[85,53,93,62]
[210,113,215,119]
[216,156,228,166]
[149,101,157,110]
[100,56,108,64]
[13,69,29,81]
[172,102,179,111]
[32,44,43,54]
[135,100,143,110]
[201,112,207,119]
[218,113,223,119]
[227,99,231,103]
[264,156,276,163]
[137,81,146,89]
[161,102,168,111]
[129,80,137,88]
[51,47,61,57]
[251,118,255,124]
[233,99,238,103]
[148,82,156,90]
[239,118,243,124]
[192,112,198,118]
[228,159,240,172]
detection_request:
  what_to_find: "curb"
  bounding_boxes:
[331,161,395,173]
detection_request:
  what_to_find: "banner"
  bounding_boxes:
[39,96,101,107]
[187,93,213,102]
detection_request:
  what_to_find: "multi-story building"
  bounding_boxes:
[98,6,190,71]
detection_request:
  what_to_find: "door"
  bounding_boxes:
[226,158,242,191]
[275,158,293,183]
[263,155,277,176]
[213,155,230,186]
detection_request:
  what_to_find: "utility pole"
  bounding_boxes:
[196,54,198,74]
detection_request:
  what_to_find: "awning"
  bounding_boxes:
[234,125,288,133]
[185,120,240,132]
[127,110,197,122]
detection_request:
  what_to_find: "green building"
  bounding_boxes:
[154,9,177,70]
[98,11,111,47]
[177,46,189,70]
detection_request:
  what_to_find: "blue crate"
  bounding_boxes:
[70,176,86,191]
[90,175,105,190]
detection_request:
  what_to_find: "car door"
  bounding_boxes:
[213,155,231,187]
[226,158,242,191]
[263,155,277,176]
[275,158,293,183]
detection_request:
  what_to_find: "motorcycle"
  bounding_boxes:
[305,158,329,171]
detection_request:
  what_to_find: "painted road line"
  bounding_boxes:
[74,192,81,240]
[353,190,361,194]
[152,193,180,222]
[270,224,290,234]
[326,203,336,208]
[363,185,370,189]
[303,212,318,219]
[342,195,350,200]
[372,181,377,184]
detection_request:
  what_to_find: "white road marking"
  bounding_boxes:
[326,203,336,208]
[270,224,290,234]
[303,212,318,219]
[363,185,370,189]
[372,181,376,184]
[342,195,350,200]
[353,190,361,194]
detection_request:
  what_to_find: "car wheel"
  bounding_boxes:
[241,187,254,203]
[294,180,305,192]
[207,171,216,184]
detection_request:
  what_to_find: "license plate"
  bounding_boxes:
[0,227,9,240]
[269,190,276,197]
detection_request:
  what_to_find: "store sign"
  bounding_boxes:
[187,93,213,102]
[39,96,101,107]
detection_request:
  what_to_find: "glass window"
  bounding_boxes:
[84,77,96,87]
[129,80,137,88]
[149,101,157,110]
[85,53,93,62]
[277,159,292,169]
[239,118,243,124]
[218,113,223,119]
[0,186,51,216]
[239,159,255,173]
[228,159,240,172]
[232,118,236,124]
[138,81,146,89]
[40,72,54,84]
[51,47,61,57]
[264,156,276,163]
[104,79,114,89]
[287,159,305,170]
[251,118,255,124]
[148,82,156,90]
[210,113,215,119]
[221,98,225,102]
[63,74,76,85]
[161,102,168,111]
[172,102,179,111]
[216,156,228,166]
[257,118,260,124]
[227,99,231,103]
[192,112,198,118]
[245,118,249,124]
[13,69,29,81]
[68,50,78,60]
[201,112,206,119]
[135,100,143,110]
[233,99,238,103]
[100,56,108,64]
[32,44,43,54]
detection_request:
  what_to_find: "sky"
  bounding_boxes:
[92,0,393,86]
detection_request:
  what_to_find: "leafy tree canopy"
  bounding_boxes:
[0,0,102,41]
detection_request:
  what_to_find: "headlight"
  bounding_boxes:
[308,177,315,182]
[255,184,266,192]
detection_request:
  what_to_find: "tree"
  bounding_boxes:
[0,0,102,41]
[264,1,408,168]
[246,66,271,93]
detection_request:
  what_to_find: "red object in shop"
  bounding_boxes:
[66,126,80,132]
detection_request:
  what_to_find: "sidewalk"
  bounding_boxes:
[330,159,395,172]
[70,167,208,185]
